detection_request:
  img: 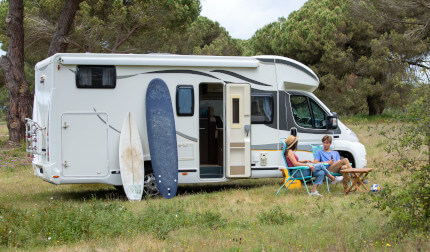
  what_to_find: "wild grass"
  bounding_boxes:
[0,124,8,136]
[0,118,429,251]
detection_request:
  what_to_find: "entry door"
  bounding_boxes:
[225,83,251,178]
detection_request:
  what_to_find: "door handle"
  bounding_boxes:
[244,125,250,137]
[63,122,69,129]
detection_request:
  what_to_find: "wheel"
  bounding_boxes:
[143,173,159,197]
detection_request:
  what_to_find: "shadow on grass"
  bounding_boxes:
[32,178,282,202]
[176,178,280,196]
[34,186,128,202]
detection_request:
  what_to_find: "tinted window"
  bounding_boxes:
[310,99,326,129]
[251,95,273,124]
[176,85,194,116]
[76,65,116,88]
[232,98,240,124]
[290,95,327,129]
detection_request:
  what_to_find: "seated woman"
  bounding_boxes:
[284,135,342,196]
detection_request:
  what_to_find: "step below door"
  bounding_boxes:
[61,113,109,177]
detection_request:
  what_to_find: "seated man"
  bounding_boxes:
[313,135,352,193]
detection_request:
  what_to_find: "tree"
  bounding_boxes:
[0,0,33,142]
[159,16,243,56]
[47,0,84,56]
[63,0,200,53]
[0,0,85,143]
[249,0,428,115]
[0,0,202,142]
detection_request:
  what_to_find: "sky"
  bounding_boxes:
[200,0,308,40]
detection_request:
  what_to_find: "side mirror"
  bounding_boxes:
[327,112,338,129]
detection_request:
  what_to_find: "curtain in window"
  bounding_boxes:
[102,68,113,87]
[262,97,272,122]
[78,67,92,87]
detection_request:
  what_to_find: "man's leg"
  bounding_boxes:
[328,158,351,173]
[339,165,349,192]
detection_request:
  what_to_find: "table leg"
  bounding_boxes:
[344,173,355,194]
[344,172,371,194]
[351,173,363,193]
[357,172,369,191]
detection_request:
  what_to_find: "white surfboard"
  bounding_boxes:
[119,112,144,201]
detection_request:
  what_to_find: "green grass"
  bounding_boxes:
[0,124,8,136]
[0,119,429,251]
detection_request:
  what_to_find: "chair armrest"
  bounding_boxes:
[286,166,309,170]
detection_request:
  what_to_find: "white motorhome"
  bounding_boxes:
[27,53,366,195]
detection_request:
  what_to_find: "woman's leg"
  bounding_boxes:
[312,184,319,193]
[313,170,325,186]
[315,163,335,181]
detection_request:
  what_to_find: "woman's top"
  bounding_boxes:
[285,150,299,167]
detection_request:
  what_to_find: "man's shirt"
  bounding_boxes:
[315,149,340,162]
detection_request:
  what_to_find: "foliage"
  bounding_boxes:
[0,191,227,247]
[372,83,429,232]
[0,86,7,121]
[249,0,429,115]
[374,165,430,232]
[256,205,294,225]
[157,16,243,56]
[0,199,136,247]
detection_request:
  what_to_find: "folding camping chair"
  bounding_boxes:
[275,141,314,196]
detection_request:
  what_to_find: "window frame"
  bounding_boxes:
[290,95,327,129]
[251,93,274,124]
[75,65,116,89]
[176,85,194,116]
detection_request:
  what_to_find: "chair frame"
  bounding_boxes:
[275,141,314,196]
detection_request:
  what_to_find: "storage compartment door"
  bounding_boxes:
[225,84,251,178]
[61,113,109,177]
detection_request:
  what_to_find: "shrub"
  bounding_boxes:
[373,165,430,232]
[373,83,429,233]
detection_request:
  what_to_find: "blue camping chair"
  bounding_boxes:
[311,144,349,193]
[275,140,315,196]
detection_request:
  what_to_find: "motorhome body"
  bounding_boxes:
[28,53,367,194]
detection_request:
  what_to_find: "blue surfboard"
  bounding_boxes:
[146,78,178,199]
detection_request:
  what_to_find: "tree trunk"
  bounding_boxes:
[366,95,385,115]
[47,0,84,57]
[0,0,33,143]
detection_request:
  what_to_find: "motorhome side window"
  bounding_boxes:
[176,85,194,116]
[76,65,116,88]
[251,94,273,124]
[290,95,326,129]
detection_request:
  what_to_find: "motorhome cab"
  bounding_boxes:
[27,53,367,195]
